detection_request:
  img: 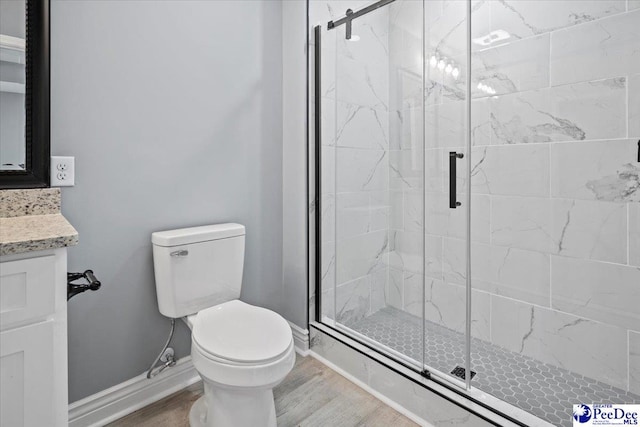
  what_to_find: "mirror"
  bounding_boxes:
[0,0,49,188]
[1,0,26,171]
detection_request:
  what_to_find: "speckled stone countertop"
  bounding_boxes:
[0,188,78,256]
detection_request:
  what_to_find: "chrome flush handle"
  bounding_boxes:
[170,250,189,257]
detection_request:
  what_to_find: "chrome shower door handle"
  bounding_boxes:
[170,250,188,257]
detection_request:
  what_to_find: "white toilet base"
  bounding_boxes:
[188,381,277,427]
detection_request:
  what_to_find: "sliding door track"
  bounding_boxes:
[310,322,532,427]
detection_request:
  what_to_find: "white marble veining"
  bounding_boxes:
[401,190,423,233]
[389,150,422,191]
[443,238,550,307]
[424,102,457,148]
[550,10,640,86]
[321,145,336,194]
[550,139,639,202]
[551,199,627,264]
[387,267,403,310]
[488,78,627,145]
[490,196,553,252]
[389,190,404,230]
[471,144,550,197]
[422,279,491,341]
[491,295,629,390]
[336,102,389,150]
[401,270,422,317]
[387,229,423,275]
[424,149,444,193]
[425,192,490,243]
[425,100,466,149]
[551,256,640,331]
[426,0,490,58]
[336,191,389,240]
[425,234,444,280]
[370,268,387,314]
[336,276,371,325]
[337,148,389,193]
[321,242,336,294]
[389,105,424,152]
[321,193,335,242]
[336,229,388,284]
[337,192,372,240]
[471,34,550,98]
[486,246,550,307]
[335,13,389,110]
[487,0,626,41]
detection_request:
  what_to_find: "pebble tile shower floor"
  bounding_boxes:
[348,307,640,427]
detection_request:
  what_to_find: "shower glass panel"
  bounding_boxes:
[317,0,430,371]
[316,0,472,386]
[422,0,473,387]
[467,2,640,426]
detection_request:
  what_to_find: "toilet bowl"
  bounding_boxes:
[186,300,295,427]
[151,224,295,427]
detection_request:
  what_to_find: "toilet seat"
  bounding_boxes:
[191,300,292,365]
[189,299,296,389]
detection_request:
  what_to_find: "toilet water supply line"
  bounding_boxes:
[146,318,177,379]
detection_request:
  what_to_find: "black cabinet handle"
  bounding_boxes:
[449,151,464,209]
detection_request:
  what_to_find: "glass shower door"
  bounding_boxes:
[420,0,473,387]
[316,0,473,387]
[317,0,428,371]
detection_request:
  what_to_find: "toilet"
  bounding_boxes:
[151,223,295,427]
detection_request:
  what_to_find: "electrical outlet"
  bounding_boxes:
[50,156,75,186]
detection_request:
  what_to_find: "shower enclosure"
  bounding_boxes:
[310,0,640,425]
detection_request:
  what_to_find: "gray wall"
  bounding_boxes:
[51,0,283,402]
[281,0,309,329]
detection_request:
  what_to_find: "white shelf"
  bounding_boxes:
[0,34,25,65]
[0,81,25,94]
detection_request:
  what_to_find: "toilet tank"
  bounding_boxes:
[151,223,245,318]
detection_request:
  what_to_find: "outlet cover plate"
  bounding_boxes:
[50,156,75,186]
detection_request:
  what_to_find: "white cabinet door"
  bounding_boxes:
[0,320,55,427]
[0,255,56,331]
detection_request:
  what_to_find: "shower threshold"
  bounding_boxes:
[343,307,639,427]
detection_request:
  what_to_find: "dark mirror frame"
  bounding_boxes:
[0,0,50,189]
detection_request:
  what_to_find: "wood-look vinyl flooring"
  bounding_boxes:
[107,355,418,427]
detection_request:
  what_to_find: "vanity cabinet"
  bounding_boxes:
[0,248,68,427]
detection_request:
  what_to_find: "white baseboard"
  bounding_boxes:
[68,356,200,427]
[288,321,310,356]
[309,351,431,427]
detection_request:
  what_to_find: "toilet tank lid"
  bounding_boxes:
[152,223,245,247]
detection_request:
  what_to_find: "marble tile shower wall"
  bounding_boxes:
[312,0,393,326]
[312,0,639,396]
[392,0,639,394]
